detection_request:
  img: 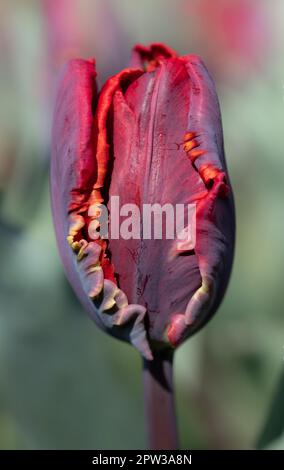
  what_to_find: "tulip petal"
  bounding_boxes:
[51,59,153,359]
[108,50,234,347]
[129,42,177,70]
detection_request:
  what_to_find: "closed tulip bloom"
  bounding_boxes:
[50,43,235,362]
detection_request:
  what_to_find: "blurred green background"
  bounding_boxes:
[0,0,284,449]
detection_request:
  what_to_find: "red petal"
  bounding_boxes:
[108,53,235,346]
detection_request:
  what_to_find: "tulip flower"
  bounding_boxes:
[50,42,235,449]
[184,0,269,78]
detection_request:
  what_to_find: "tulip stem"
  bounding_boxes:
[142,350,179,450]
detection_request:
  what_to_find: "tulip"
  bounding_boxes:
[185,0,269,78]
[50,43,235,449]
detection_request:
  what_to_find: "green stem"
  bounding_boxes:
[142,349,179,450]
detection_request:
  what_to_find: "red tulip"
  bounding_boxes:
[184,0,270,78]
[50,43,235,362]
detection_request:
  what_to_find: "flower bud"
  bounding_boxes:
[51,44,235,360]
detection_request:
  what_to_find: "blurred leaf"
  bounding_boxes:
[257,369,284,449]
[266,433,284,450]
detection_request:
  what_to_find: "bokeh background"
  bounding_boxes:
[0,0,284,450]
